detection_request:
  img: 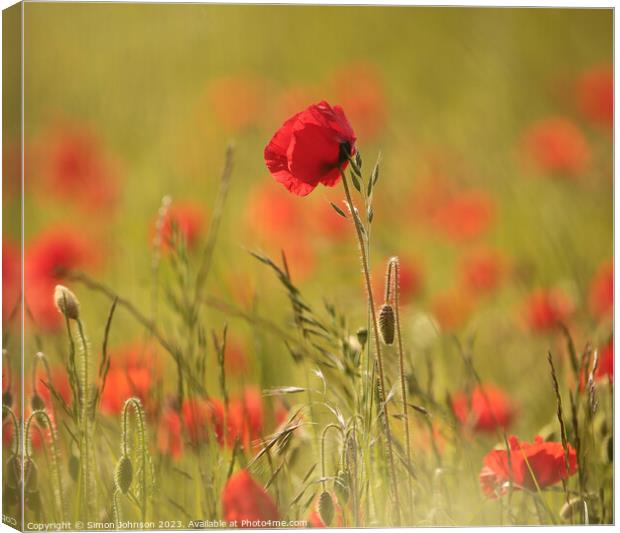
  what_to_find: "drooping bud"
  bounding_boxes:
[53,285,80,320]
[318,490,335,526]
[114,455,133,494]
[31,394,45,412]
[5,455,21,489]
[356,327,368,348]
[378,304,395,345]
[68,454,79,481]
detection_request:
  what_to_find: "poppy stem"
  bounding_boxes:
[388,257,414,516]
[339,168,402,524]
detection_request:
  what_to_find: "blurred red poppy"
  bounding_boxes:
[222,469,279,524]
[182,397,214,445]
[575,64,613,129]
[100,344,159,415]
[523,288,574,332]
[588,259,613,320]
[157,403,184,459]
[451,384,515,433]
[329,61,387,140]
[25,227,97,331]
[246,182,316,279]
[154,201,207,252]
[430,289,474,330]
[460,248,507,295]
[312,196,350,242]
[39,124,119,210]
[480,435,577,498]
[430,190,495,242]
[264,101,356,196]
[521,117,590,176]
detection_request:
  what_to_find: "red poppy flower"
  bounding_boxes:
[39,124,119,210]
[451,384,515,433]
[521,117,590,176]
[575,64,613,129]
[430,190,495,242]
[589,259,613,320]
[25,227,97,331]
[2,239,20,325]
[222,469,279,524]
[154,201,206,251]
[157,403,184,459]
[329,61,387,140]
[480,435,577,498]
[100,344,159,415]
[264,101,356,196]
[460,247,507,294]
[523,288,574,332]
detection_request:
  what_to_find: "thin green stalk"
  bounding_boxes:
[340,168,401,523]
[388,257,414,515]
[26,410,65,520]
[76,318,92,519]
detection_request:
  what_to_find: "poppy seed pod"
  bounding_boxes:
[378,304,395,345]
[114,455,133,494]
[318,491,335,527]
[53,285,80,320]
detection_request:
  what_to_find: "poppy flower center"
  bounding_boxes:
[339,141,352,166]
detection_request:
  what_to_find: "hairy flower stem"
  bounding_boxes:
[387,257,414,516]
[26,410,65,520]
[76,318,93,519]
[122,398,149,521]
[340,169,401,523]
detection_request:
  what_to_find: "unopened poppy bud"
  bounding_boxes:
[115,455,133,494]
[68,455,79,481]
[356,327,368,347]
[318,491,335,526]
[5,455,21,489]
[54,285,80,320]
[378,304,395,345]
[31,394,45,412]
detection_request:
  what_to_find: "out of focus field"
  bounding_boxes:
[2,4,613,528]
